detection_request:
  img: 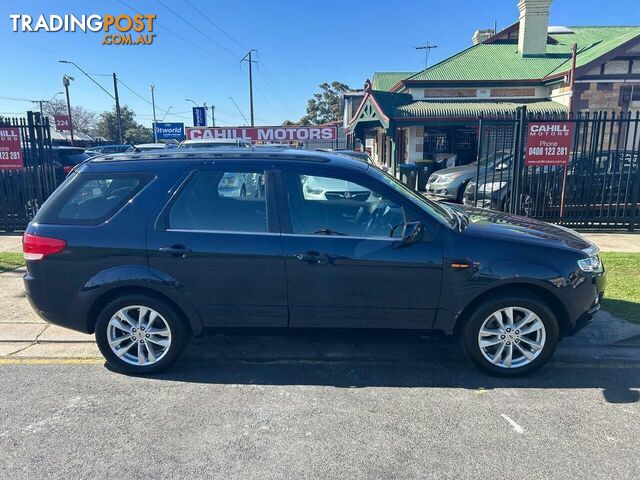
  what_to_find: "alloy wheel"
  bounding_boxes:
[477,306,546,369]
[107,305,172,366]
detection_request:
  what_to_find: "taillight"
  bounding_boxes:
[63,165,73,174]
[22,233,67,261]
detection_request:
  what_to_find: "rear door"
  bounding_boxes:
[276,165,443,329]
[147,163,288,328]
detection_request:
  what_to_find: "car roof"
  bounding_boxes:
[87,147,370,170]
[52,146,85,152]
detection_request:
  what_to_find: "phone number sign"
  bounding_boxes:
[525,122,574,166]
[0,127,24,169]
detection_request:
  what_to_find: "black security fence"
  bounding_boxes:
[469,107,640,231]
[0,112,58,232]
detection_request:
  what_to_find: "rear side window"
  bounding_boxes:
[166,169,268,232]
[35,172,152,225]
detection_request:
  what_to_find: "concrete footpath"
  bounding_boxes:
[1,231,639,360]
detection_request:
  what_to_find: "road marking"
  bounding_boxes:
[501,414,525,434]
[0,357,102,365]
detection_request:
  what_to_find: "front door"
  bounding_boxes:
[147,165,287,328]
[276,165,443,329]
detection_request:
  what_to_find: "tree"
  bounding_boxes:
[95,105,152,144]
[299,81,350,125]
[43,98,96,134]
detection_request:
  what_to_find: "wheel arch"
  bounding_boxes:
[452,282,571,339]
[86,285,202,336]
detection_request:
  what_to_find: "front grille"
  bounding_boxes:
[325,191,370,201]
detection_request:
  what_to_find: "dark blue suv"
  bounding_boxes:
[23,149,605,376]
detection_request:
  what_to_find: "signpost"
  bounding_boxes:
[54,115,72,131]
[154,122,185,140]
[185,125,338,142]
[0,127,24,169]
[524,122,574,166]
[192,107,207,127]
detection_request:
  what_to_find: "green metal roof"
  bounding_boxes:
[372,72,415,91]
[404,26,640,83]
[394,99,567,118]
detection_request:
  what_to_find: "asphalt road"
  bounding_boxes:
[1,334,639,479]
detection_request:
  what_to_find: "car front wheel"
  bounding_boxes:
[95,295,187,374]
[461,292,559,377]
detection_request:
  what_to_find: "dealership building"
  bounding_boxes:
[345,0,640,175]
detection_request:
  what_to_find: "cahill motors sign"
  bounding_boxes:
[525,121,574,166]
[186,126,338,142]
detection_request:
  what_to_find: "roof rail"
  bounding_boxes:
[93,149,334,163]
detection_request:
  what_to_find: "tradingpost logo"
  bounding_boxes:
[9,13,157,46]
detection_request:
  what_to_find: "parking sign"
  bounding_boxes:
[192,107,207,127]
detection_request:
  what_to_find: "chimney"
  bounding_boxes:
[472,29,494,45]
[517,0,552,56]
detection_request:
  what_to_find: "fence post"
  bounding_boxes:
[510,106,527,214]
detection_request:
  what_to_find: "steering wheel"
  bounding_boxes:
[364,201,392,236]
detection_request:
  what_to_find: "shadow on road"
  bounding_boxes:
[123,331,640,404]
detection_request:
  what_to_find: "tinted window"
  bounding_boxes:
[283,172,411,238]
[35,172,151,225]
[168,169,267,232]
[54,151,90,166]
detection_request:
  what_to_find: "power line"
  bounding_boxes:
[255,61,295,118]
[153,0,240,66]
[184,0,247,52]
[116,0,239,69]
[116,78,172,116]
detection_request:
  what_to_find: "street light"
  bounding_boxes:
[31,91,64,118]
[58,59,123,143]
[62,74,75,145]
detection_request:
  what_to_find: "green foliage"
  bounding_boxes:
[599,252,640,324]
[0,252,24,273]
[298,81,350,125]
[95,105,152,144]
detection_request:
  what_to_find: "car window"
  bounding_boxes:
[168,169,267,232]
[34,172,151,225]
[283,172,412,238]
[54,151,90,166]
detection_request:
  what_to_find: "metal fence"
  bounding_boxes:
[469,107,640,231]
[0,112,58,232]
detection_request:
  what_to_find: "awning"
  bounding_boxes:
[393,99,567,119]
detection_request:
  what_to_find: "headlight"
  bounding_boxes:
[478,181,507,192]
[220,176,240,188]
[434,173,462,183]
[305,184,323,195]
[578,254,603,273]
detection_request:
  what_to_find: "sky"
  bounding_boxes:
[1,0,639,129]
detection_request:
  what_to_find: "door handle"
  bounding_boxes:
[159,245,192,257]
[294,252,329,264]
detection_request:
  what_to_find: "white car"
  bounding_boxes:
[178,138,251,149]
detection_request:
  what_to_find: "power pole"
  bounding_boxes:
[241,49,258,126]
[62,75,75,146]
[113,73,123,144]
[151,84,158,142]
[415,43,438,69]
[211,105,216,127]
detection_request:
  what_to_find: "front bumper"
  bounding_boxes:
[566,272,606,336]
[426,183,457,200]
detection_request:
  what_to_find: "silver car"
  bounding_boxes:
[426,151,513,202]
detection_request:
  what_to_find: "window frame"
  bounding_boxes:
[274,165,437,241]
[155,164,279,235]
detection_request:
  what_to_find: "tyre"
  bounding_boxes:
[460,292,559,377]
[95,294,188,374]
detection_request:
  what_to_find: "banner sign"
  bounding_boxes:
[54,114,72,131]
[185,126,338,142]
[192,107,207,127]
[154,122,184,140]
[0,127,24,169]
[525,122,574,166]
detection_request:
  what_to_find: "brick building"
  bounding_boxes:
[346,0,640,175]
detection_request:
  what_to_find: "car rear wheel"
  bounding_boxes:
[95,294,187,374]
[460,292,559,377]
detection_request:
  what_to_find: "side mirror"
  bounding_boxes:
[401,221,424,245]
